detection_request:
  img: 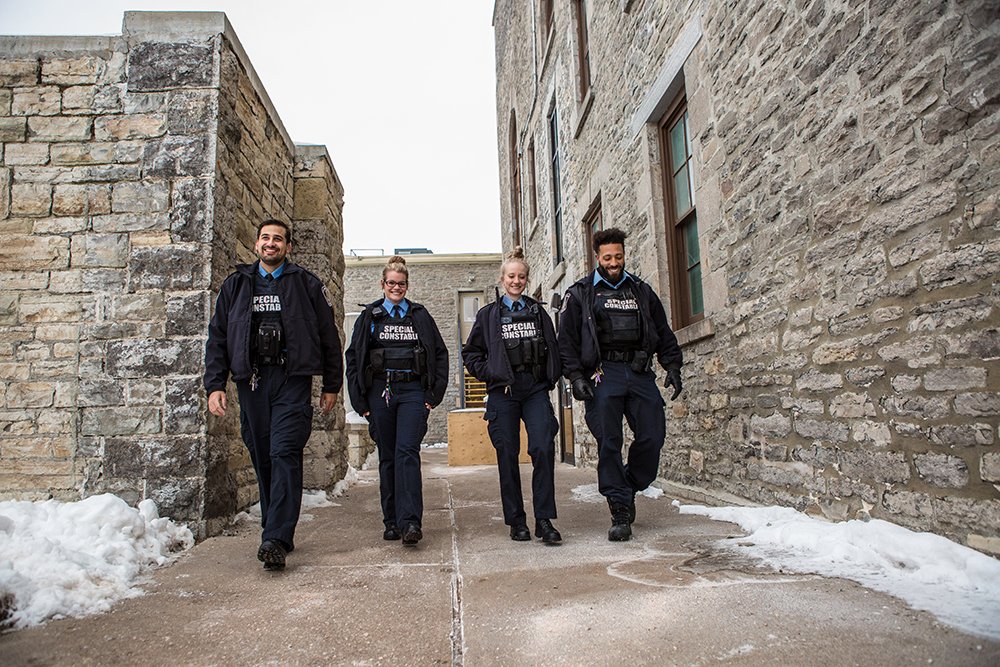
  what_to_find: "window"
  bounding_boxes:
[574,1,592,102]
[509,111,522,246]
[459,292,486,408]
[582,194,602,271]
[548,106,564,265]
[659,95,703,327]
[527,139,538,222]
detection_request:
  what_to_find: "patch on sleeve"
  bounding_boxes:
[321,285,333,307]
[560,291,571,313]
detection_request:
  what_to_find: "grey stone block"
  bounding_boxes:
[127,42,214,91]
[106,338,203,377]
[914,452,969,488]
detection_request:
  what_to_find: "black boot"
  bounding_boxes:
[510,522,531,541]
[401,523,423,546]
[534,519,562,545]
[608,501,632,542]
[628,493,637,525]
[257,539,287,570]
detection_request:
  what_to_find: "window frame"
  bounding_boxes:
[574,0,592,103]
[548,105,564,266]
[658,93,703,327]
[527,139,538,223]
[509,112,522,247]
[582,193,602,272]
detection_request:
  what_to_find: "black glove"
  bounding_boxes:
[571,378,595,401]
[665,368,682,401]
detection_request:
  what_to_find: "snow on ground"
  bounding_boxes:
[677,502,1000,641]
[0,494,193,630]
[571,483,1000,639]
[421,442,448,449]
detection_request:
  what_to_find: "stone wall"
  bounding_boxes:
[494,0,1000,551]
[0,12,347,538]
[344,253,503,443]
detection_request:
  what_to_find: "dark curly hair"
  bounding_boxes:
[592,227,627,253]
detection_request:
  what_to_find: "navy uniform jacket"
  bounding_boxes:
[204,261,343,394]
[462,296,561,392]
[557,271,682,382]
[345,299,449,415]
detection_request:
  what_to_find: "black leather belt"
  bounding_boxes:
[377,370,419,383]
[600,349,636,363]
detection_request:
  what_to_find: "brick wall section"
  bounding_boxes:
[494,0,999,551]
[0,12,347,538]
[344,254,503,443]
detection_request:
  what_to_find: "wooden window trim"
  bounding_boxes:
[582,193,602,274]
[549,106,564,266]
[658,93,703,328]
[509,112,522,247]
[575,0,591,103]
[527,139,538,222]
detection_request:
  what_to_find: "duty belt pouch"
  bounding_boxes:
[630,350,652,373]
[368,348,386,373]
[413,346,427,377]
[256,322,283,365]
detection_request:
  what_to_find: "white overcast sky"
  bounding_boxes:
[0,0,503,255]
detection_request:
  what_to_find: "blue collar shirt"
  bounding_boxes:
[258,261,286,279]
[382,298,409,318]
[501,294,526,311]
[593,269,632,290]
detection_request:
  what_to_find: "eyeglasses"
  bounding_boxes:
[384,280,408,288]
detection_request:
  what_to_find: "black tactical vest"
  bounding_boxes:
[594,282,642,350]
[501,303,546,368]
[369,307,420,372]
[251,271,284,363]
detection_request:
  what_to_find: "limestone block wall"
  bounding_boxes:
[344,254,503,443]
[0,12,347,537]
[494,0,999,550]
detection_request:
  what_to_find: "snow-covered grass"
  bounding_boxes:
[0,494,193,630]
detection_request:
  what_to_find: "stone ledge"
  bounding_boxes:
[656,479,759,509]
[675,316,714,347]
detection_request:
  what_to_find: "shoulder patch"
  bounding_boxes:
[560,291,572,313]
[321,285,333,307]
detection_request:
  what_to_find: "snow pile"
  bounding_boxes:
[678,503,1000,640]
[0,494,193,629]
[301,489,334,508]
[570,483,604,503]
[345,410,369,425]
[361,448,379,471]
[421,442,448,449]
[330,465,359,497]
[571,483,664,502]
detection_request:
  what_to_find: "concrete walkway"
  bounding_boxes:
[3,449,998,666]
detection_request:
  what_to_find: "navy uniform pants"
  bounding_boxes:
[485,371,559,526]
[583,361,666,507]
[366,378,428,530]
[236,364,314,551]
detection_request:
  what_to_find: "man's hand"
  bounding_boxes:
[320,392,337,414]
[571,378,595,401]
[208,390,227,417]
[665,368,683,401]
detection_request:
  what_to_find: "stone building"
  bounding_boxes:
[344,252,504,443]
[0,12,347,538]
[493,1,999,551]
